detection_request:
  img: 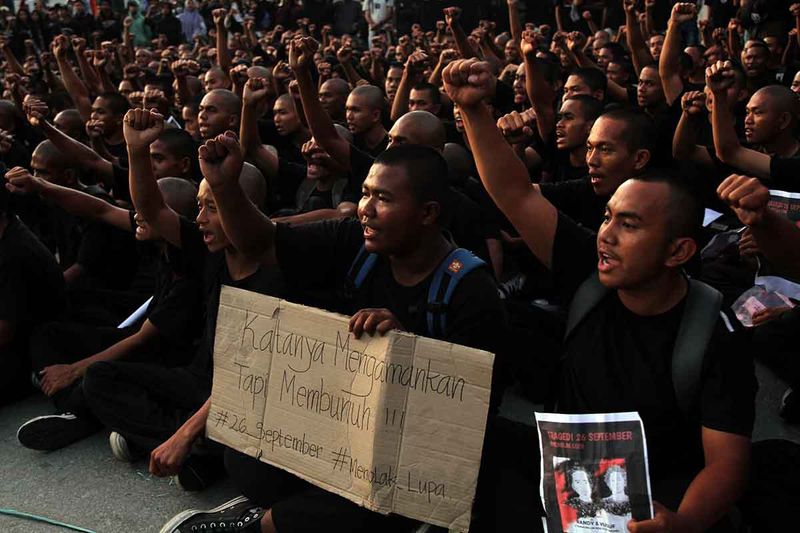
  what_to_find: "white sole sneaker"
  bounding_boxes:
[159,495,250,533]
[109,431,139,462]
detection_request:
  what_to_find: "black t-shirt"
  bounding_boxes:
[270,158,308,214]
[550,212,756,500]
[177,217,286,380]
[769,156,800,191]
[535,132,589,184]
[353,132,389,159]
[274,217,506,355]
[540,177,608,231]
[0,216,67,355]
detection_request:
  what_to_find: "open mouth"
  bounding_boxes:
[597,250,619,273]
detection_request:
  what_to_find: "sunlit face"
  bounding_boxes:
[636,66,665,109]
[346,93,379,135]
[272,97,301,136]
[556,99,593,151]
[744,89,784,145]
[385,67,403,101]
[791,71,800,95]
[513,64,528,105]
[408,88,439,114]
[150,139,188,179]
[195,179,231,252]
[648,35,664,61]
[585,117,645,197]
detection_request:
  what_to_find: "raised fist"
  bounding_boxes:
[443,7,462,26]
[521,30,538,58]
[123,108,164,149]
[705,60,735,94]
[198,131,244,191]
[670,3,698,24]
[288,37,319,72]
[717,174,771,226]
[442,58,496,109]
[242,76,271,108]
[212,8,227,26]
[681,91,706,115]
[497,109,535,145]
[791,3,800,18]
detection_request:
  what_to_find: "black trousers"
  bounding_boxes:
[224,448,417,533]
[83,361,210,451]
[29,321,135,419]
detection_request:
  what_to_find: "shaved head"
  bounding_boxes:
[203,89,242,115]
[349,85,385,109]
[321,78,350,96]
[157,177,198,218]
[389,111,446,151]
[753,84,800,118]
[239,162,267,211]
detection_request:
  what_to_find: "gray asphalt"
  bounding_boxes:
[1,362,798,533]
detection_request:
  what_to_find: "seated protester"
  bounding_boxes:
[531,108,654,231]
[446,58,755,532]
[160,139,506,532]
[82,109,283,491]
[89,92,131,165]
[705,61,800,183]
[198,88,241,141]
[28,140,140,297]
[346,84,389,158]
[271,93,311,164]
[318,78,351,125]
[0,178,67,404]
[11,174,202,450]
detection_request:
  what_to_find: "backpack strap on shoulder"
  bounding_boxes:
[565,273,610,341]
[671,279,723,417]
[345,245,378,294]
[426,248,486,338]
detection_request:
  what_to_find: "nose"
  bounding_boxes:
[586,148,600,167]
[196,206,208,225]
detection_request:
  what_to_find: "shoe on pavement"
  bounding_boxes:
[159,495,264,533]
[109,431,144,462]
[17,413,98,451]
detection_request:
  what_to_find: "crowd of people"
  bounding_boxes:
[1,0,800,531]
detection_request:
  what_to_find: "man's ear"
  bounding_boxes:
[665,237,697,268]
[228,113,239,130]
[778,111,792,132]
[179,156,191,175]
[633,148,651,171]
[421,200,441,227]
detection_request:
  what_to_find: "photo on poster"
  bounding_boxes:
[536,413,652,533]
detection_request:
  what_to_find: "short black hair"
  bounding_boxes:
[571,67,608,94]
[632,170,703,241]
[600,42,627,63]
[411,82,441,105]
[565,94,604,122]
[158,128,200,179]
[374,144,451,224]
[598,108,656,154]
[97,92,131,117]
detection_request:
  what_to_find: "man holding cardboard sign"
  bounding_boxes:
[160,115,505,531]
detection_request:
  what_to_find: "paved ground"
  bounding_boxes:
[1,363,798,533]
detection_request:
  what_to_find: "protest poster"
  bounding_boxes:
[207,286,495,531]
[535,412,653,533]
[768,189,800,222]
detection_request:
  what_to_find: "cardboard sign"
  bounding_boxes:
[207,286,494,531]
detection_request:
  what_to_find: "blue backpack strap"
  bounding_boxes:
[426,248,486,338]
[346,245,378,293]
[564,272,609,341]
[671,279,722,417]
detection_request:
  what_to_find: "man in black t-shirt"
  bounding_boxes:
[447,58,754,532]
[78,108,284,492]
[0,180,67,405]
[160,126,505,530]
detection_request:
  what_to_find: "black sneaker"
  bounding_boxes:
[159,496,264,533]
[176,453,226,492]
[779,388,800,424]
[17,413,99,451]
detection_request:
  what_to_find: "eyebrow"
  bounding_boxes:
[363,186,393,197]
[606,206,643,221]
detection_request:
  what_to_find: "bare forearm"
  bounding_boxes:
[508,2,522,45]
[673,112,703,160]
[2,47,24,75]
[37,178,128,229]
[182,398,212,442]
[296,68,349,166]
[626,11,654,75]
[677,461,747,530]
[41,120,114,182]
[390,71,412,121]
[129,144,167,222]
[210,179,277,259]
[216,26,231,72]
[451,23,477,60]
[57,57,92,121]
[77,54,102,96]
